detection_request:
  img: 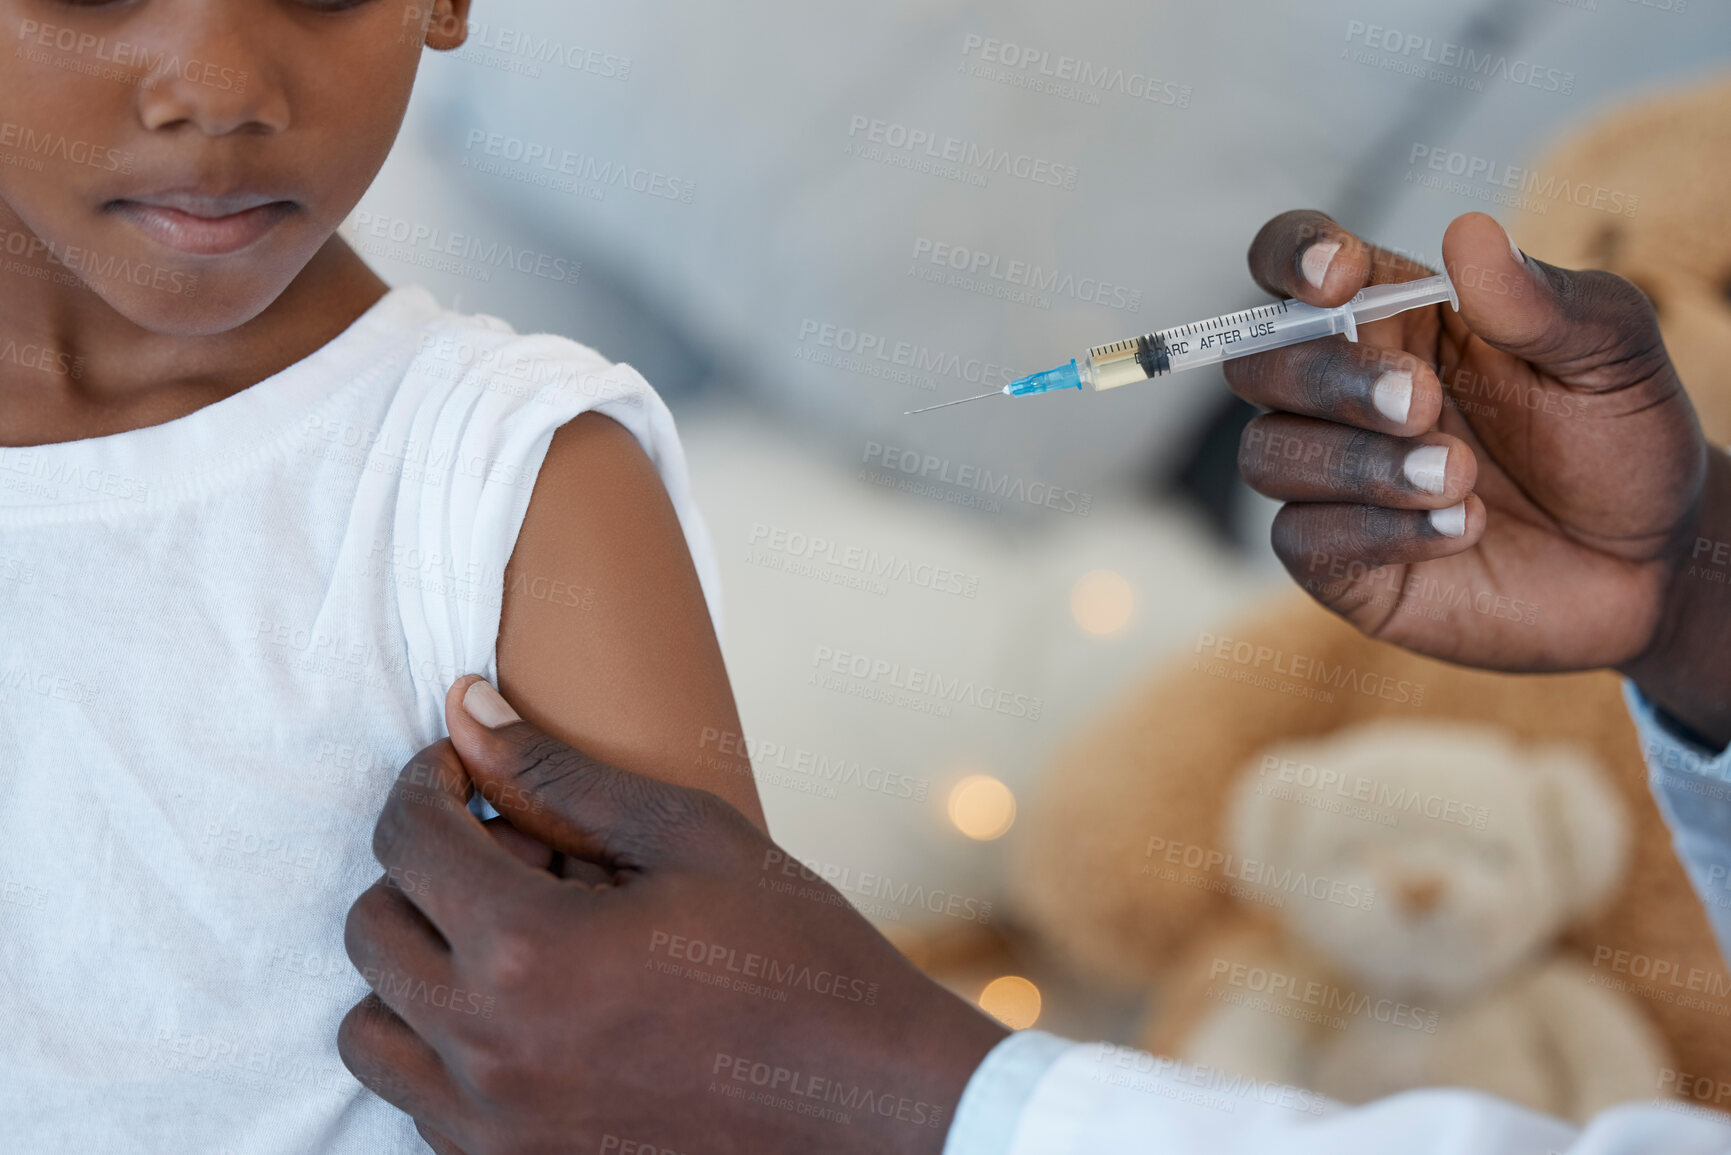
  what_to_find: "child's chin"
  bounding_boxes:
[97,277,285,338]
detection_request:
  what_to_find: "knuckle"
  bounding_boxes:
[1273,510,1359,608]
[334,1010,366,1073]
[1594,272,1670,362]
[1274,521,1345,605]
[511,732,590,795]
[1336,429,1381,492]
[338,998,432,1114]
[373,744,462,866]
[1272,503,1407,581]
[479,926,541,989]
[1574,266,1650,318]
[1617,272,1663,317]
[1237,423,1272,486]
[396,741,463,798]
[371,799,409,870]
[1269,504,1315,567]
[1348,503,1408,554]
[1548,268,1669,370]
[1223,348,1284,400]
[342,886,384,965]
[1299,343,1354,414]
[460,1035,522,1101]
[336,996,387,1074]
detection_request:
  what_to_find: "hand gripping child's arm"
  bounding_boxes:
[492,411,766,831]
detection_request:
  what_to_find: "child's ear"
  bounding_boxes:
[422,0,474,52]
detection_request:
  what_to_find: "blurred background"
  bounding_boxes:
[357,0,1731,1115]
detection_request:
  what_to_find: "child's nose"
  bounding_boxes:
[134,25,289,137]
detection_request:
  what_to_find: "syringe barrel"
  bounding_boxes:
[1079,273,1457,392]
[1089,300,1354,390]
[1085,335,1171,390]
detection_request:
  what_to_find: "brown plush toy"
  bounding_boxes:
[1013,75,1731,1106]
[1171,717,1671,1124]
[1513,74,1731,446]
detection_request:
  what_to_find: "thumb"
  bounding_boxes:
[443,675,671,869]
[1442,211,1668,388]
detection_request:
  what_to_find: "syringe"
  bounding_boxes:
[905,271,1458,414]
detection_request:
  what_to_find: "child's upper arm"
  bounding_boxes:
[494,410,764,828]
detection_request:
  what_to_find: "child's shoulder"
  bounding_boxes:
[360,287,715,702]
[357,286,665,519]
[390,288,650,419]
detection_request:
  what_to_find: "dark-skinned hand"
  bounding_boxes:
[337,676,1008,1155]
[1231,209,1731,746]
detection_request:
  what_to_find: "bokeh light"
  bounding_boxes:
[978,975,1042,1029]
[947,774,1017,841]
[1070,569,1135,637]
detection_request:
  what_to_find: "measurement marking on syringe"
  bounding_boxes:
[1173,301,1289,338]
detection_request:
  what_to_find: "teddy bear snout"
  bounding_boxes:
[1395,874,1447,917]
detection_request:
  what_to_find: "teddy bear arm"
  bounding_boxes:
[1525,960,1674,1123]
[1178,998,1315,1089]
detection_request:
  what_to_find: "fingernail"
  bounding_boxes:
[463,680,521,729]
[1402,445,1450,495]
[1302,241,1342,289]
[1372,370,1413,424]
[1500,221,1524,266]
[1429,502,1468,538]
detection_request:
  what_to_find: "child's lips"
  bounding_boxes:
[109,196,296,256]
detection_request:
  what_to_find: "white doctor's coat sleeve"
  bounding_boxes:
[941,1032,1731,1155]
[943,682,1731,1155]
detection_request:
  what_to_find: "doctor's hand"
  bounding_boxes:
[1230,209,1731,746]
[337,677,1007,1155]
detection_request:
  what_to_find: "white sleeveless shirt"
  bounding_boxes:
[0,285,720,1153]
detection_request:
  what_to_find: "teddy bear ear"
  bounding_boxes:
[1224,745,1296,865]
[1529,744,1630,920]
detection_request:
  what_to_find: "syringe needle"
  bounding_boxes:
[903,390,1005,415]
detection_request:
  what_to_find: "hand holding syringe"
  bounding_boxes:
[906,271,1458,414]
[972,209,1725,743]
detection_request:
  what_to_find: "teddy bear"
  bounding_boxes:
[1510,74,1731,447]
[1168,719,1670,1122]
[1010,591,1731,1101]
[1005,74,1731,1100]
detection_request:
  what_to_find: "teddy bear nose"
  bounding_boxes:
[1396,875,1445,916]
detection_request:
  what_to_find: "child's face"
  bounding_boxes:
[0,0,470,336]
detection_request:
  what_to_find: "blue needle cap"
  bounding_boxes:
[1008,359,1083,397]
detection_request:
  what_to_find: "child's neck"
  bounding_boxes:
[0,236,390,449]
